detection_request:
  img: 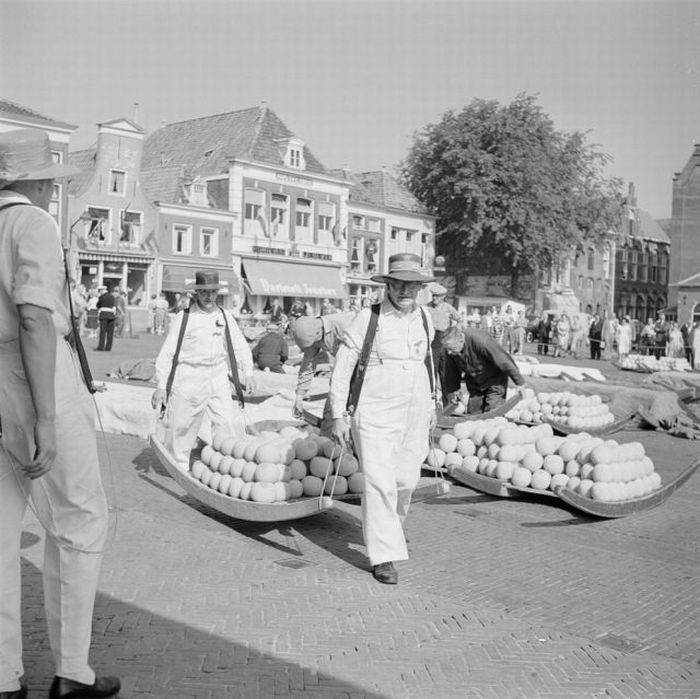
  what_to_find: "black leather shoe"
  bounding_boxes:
[0,679,27,699]
[48,675,120,698]
[372,561,398,584]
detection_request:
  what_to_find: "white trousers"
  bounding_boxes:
[0,339,107,689]
[351,359,431,566]
[163,362,245,466]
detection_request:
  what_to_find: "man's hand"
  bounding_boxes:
[24,418,56,479]
[151,388,167,415]
[331,416,351,447]
[292,395,305,419]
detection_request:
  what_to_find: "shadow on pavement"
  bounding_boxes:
[19,554,388,699]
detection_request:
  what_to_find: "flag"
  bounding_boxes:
[256,208,269,237]
[144,228,159,254]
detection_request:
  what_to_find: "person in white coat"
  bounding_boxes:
[0,129,120,699]
[152,270,255,468]
[330,253,437,585]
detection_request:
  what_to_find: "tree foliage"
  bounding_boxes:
[401,94,623,294]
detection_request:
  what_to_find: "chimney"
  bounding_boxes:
[133,102,140,123]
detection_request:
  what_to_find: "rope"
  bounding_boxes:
[319,440,344,508]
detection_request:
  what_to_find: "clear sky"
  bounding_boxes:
[1,0,699,219]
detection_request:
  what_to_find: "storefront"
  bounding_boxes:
[78,251,153,306]
[241,258,346,315]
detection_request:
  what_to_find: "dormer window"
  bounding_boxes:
[276,137,306,170]
[188,178,209,207]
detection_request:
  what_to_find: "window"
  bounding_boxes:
[201,227,219,256]
[659,255,667,284]
[244,189,265,234]
[109,169,126,195]
[586,277,594,289]
[352,215,365,230]
[406,230,414,243]
[368,218,381,233]
[577,275,584,289]
[350,238,362,272]
[289,148,301,168]
[421,233,430,244]
[318,202,335,232]
[189,179,208,207]
[172,224,192,254]
[587,248,595,271]
[270,193,288,235]
[86,207,110,243]
[295,197,312,228]
[390,227,399,241]
[120,210,142,243]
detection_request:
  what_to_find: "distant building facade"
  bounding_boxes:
[668,144,700,324]
[611,183,670,322]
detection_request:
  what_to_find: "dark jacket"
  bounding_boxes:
[442,328,524,394]
[96,291,116,318]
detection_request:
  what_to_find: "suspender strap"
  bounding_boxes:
[0,201,96,393]
[419,306,437,400]
[219,306,246,409]
[346,303,380,415]
[165,305,190,402]
[62,251,97,393]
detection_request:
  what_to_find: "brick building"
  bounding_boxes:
[668,143,700,324]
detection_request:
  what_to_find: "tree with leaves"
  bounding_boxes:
[401,94,623,298]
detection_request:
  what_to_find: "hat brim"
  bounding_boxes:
[187,283,227,290]
[370,271,435,284]
[7,162,83,181]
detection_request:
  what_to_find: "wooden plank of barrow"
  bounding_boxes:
[555,458,700,518]
[149,435,334,522]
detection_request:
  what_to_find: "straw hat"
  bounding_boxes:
[186,270,228,290]
[0,128,82,185]
[370,253,434,284]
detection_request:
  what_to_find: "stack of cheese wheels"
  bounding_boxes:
[505,390,615,430]
[431,418,661,502]
[189,425,364,503]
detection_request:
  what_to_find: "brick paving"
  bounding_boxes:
[14,332,700,697]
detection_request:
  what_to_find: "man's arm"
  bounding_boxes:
[18,303,57,478]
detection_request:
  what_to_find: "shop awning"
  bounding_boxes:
[243,259,345,299]
[161,264,241,294]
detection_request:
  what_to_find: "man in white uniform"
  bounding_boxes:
[152,271,255,468]
[0,129,119,698]
[330,253,437,585]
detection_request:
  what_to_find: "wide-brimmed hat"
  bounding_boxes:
[291,316,323,349]
[187,270,228,290]
[0,128,82,184]
[370,253,435,284]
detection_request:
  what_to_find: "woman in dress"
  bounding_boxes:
[667,321,685,359]
[616,316,633,360]
[554,313,571,358]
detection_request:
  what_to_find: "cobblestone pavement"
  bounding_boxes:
[17,421,700,698]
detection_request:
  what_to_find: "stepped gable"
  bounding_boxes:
[0,97,76,130]
[66,148,97,196]
[142,104,327,178]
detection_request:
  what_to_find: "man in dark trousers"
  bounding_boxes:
[440,325,526,414]
[252,320,288,373]
[588,312,603,360]
[96,286,116,351]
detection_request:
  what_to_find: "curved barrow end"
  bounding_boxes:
[437,394,522,429]
[554,459,700,519]
[149,435,334,523]
[541,411,638,438]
